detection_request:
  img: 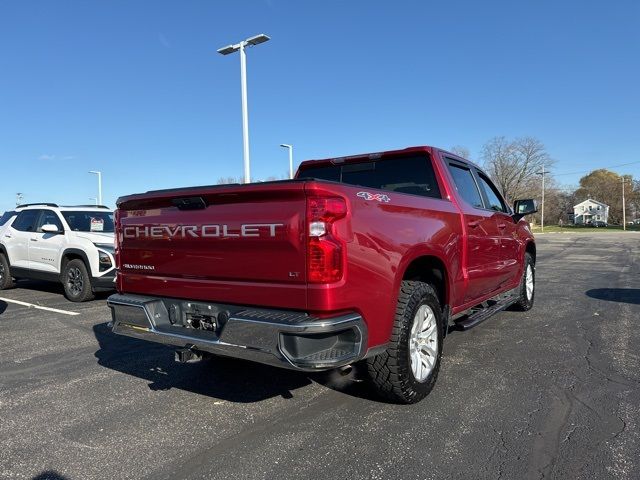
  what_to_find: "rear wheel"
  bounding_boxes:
[62,259,95,302]
[0,253,15,289]
[511,253,535,311]
[366,281,443,404]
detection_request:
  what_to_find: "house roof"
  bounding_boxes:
[573,198,609,209]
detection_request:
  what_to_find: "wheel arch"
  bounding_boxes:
[401,255,450,309]
[525,241,536,264]
[60,248,93,277]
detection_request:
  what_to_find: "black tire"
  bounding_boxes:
[0,253,15,290]
[62,259,95,302]
[366,281,444,404]
[511,252,535,311]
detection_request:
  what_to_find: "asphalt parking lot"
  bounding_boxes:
[1,233,639,480]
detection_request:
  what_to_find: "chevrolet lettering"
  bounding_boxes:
[122,223,284,239]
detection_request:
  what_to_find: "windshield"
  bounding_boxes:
[61,211,114,233]
[0,211,17,226]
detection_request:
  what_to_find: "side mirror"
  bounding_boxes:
[513,199,538,221]
[41,224,62,234]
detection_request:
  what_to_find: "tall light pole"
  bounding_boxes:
[89,197,98,206]
[16,192,24,206]
[218,34,270,184]
[280,144,294,179]
[536,165,547,232]
[89,171,102,205]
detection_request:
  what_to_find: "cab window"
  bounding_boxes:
[299,154,442,199]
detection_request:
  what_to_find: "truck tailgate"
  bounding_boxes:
[116,182,307,308]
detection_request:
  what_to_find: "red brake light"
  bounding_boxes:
[306,196,347,283]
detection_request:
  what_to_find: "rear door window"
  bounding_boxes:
[300,154,442,199]
[12,210,41,232]
[447,163,484,209]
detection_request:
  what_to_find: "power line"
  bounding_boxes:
[552,160,640,177]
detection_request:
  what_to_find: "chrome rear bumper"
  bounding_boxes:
[107,293,367,371]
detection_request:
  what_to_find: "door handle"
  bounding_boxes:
[3,234,11,238]
[30,238,38,242]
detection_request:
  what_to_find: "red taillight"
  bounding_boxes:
[307,196,347,283]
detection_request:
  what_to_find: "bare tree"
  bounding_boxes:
[449,145,471,159]
[482,136,553,203]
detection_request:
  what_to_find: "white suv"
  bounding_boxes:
[0,204,116,302]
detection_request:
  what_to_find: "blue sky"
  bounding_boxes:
[1,0,639,213]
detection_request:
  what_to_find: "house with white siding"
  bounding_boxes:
[573,199,609,225]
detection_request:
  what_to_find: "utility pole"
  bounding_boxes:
[536,165,546,232]
[622,177,626,231]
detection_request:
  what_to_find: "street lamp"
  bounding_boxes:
[89,171,102,205]
[280,144,294,179]
[218,34,270,184]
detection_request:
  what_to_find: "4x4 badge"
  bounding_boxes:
[357,191,391,203]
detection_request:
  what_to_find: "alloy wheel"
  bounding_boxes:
[409,304,439,382]
[67,267,84,296]
[525,265,534,301]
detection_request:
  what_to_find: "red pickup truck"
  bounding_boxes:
[108,146,537,403]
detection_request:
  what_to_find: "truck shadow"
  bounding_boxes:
[586,288,640,305]
[92,322,380,403]
[93,322,314,403]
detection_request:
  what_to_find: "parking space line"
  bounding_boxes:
[0,297,80,316]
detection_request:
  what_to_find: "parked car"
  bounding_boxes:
[592,221,608,227]
[107,146,537,403]
[0,204,115,301]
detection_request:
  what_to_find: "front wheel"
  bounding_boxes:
[511,252,535,311]
[366,281,444,404]
[62,259,95,302]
